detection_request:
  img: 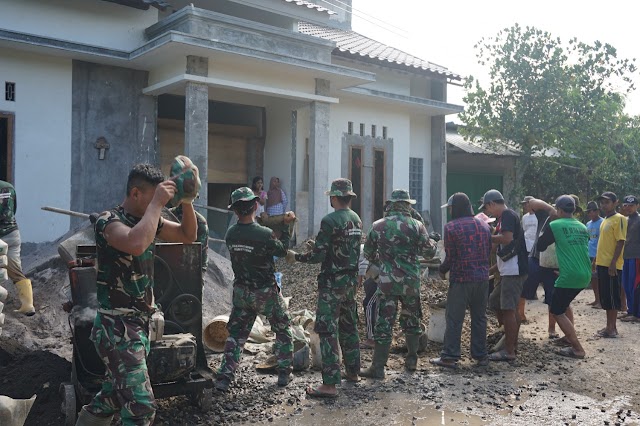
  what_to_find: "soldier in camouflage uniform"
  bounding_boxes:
[170,204,209,272]
[215,187,296,392]
[287,178,362,398]
[77,164,198,426]
[361,189,436,378]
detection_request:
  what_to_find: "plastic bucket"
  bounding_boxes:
[203,315,230,352]
[427,306,446,343]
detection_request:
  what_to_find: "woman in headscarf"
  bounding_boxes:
[266,177,288,216]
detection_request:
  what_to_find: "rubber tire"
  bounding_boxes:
[60,383,77,426]
[167,293,201,327]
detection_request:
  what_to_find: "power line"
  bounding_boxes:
[319,0,409,36]
[315,0,409,39]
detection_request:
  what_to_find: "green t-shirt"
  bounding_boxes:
[549,218,591,289]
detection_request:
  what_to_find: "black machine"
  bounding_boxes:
[59,243,214,425]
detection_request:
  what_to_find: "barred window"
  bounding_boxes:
[409,157,423,211]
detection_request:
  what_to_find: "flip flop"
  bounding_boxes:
[550,337,572,347]
[621,316,640,322]
[488,351,516,362]
[555,347,585,359]
[596,329,619,338]
[591,304,602,309]
[548,332,560,339]
[306,386,338,398]
[429,357,458,369]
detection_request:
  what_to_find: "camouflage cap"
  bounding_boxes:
[388,189,416,204]
[324,178,357,197]
[228,187,259,208]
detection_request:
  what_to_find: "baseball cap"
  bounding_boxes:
[480,189,504,209]
[388,189,416,204]
[623,195,639,205]
[520,196,534,204]
[325,178,357,197]
[228,187,259,208]
[555,195,576,213]
[441,195,454,209]
[586,201,599,211]
[597,192,617,202]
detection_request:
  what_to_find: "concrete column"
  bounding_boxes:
[185,56,209,206]
[290,110,297,214]
[430,115,446,232]
[309,78,330,235]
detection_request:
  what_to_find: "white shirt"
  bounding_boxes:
[522,212,538,253]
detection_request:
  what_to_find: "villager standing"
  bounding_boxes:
[266,177,288,216]
[535,195,591,359]
[77,163,198,426]
[360,189,436,378]
[287,178,362,397]
[586,201,604,308]
[251,176,268,217]
[429,193,492,369]
[482,189,528,362]
[0,180,34,316]
[595,192,626,338]
[621,195,640,322]
[215,187,296,392]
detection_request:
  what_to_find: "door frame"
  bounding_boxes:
[0,111,15,183]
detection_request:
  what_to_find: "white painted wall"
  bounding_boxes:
[329,98,411,194]
[263,99,297,203]
[410,116,432,211]
[0,0,158,52]
[0,50,72,242]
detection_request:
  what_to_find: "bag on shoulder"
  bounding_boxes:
[539,243,559,269]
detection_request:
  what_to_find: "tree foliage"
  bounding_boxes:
[460,24,638,203]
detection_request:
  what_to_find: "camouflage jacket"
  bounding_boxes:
[226,222,290,288]
[364,203,435,296]
[95,206,163,313]
[170,205,209,271]
[295,208,363,286]
[0,180,18,238]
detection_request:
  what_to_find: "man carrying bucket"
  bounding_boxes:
[215,187,296,392]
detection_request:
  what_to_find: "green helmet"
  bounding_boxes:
[324,178,357,197]
[388,189,416,204]
[228,187,259,208]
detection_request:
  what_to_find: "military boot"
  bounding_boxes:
[277,369,293,387]
[360,343,390,379]
[405,335,420,371]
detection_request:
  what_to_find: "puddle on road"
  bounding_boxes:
[276,392,485,426]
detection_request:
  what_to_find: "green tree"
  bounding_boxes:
[460,24,637,203]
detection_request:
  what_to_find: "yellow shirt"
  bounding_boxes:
[595,213,627,270]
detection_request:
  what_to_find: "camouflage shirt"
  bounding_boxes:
[364,202,435,296]
[95,206,163,313]
[0,180,18,238]
[226,222,290,288]
[170,205,209,271]
[295,209,363,286]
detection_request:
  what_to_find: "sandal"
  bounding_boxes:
[596,329,619,338]
[555,347,585,359]
[550,337,571,347]
[306,386,338,398]
[488,350,516,362]
[621,316,640,322]
[429,357,458,369]
[548,332,560,339]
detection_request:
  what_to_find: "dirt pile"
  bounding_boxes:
[0,340,69,426]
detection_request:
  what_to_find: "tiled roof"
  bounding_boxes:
[283,0,337,15]
[447,130,519,156]
[101,0,170,10]
[298,22,460,79]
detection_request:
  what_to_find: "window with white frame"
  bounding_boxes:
[409,157,423,211]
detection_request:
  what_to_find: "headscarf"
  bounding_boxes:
[450,192,474,219]
[266,177,283,207]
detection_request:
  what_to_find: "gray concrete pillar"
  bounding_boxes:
[430,115,446,232]
[185,56,209,206]
[309,78,330,235]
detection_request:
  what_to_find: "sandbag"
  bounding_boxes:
[168,155,201,207]
[539,243,559,269]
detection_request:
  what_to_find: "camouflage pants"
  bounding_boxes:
[315,276,361,385]
[375,292,423,345]
[218,285,293,381]
[85,313,156,426]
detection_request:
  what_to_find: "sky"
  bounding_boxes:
[348,0,640,119]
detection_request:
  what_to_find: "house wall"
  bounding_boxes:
[0,0,158,51]
[263,99,298,206]
[71,61,157,227]
[0,50,72,242]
